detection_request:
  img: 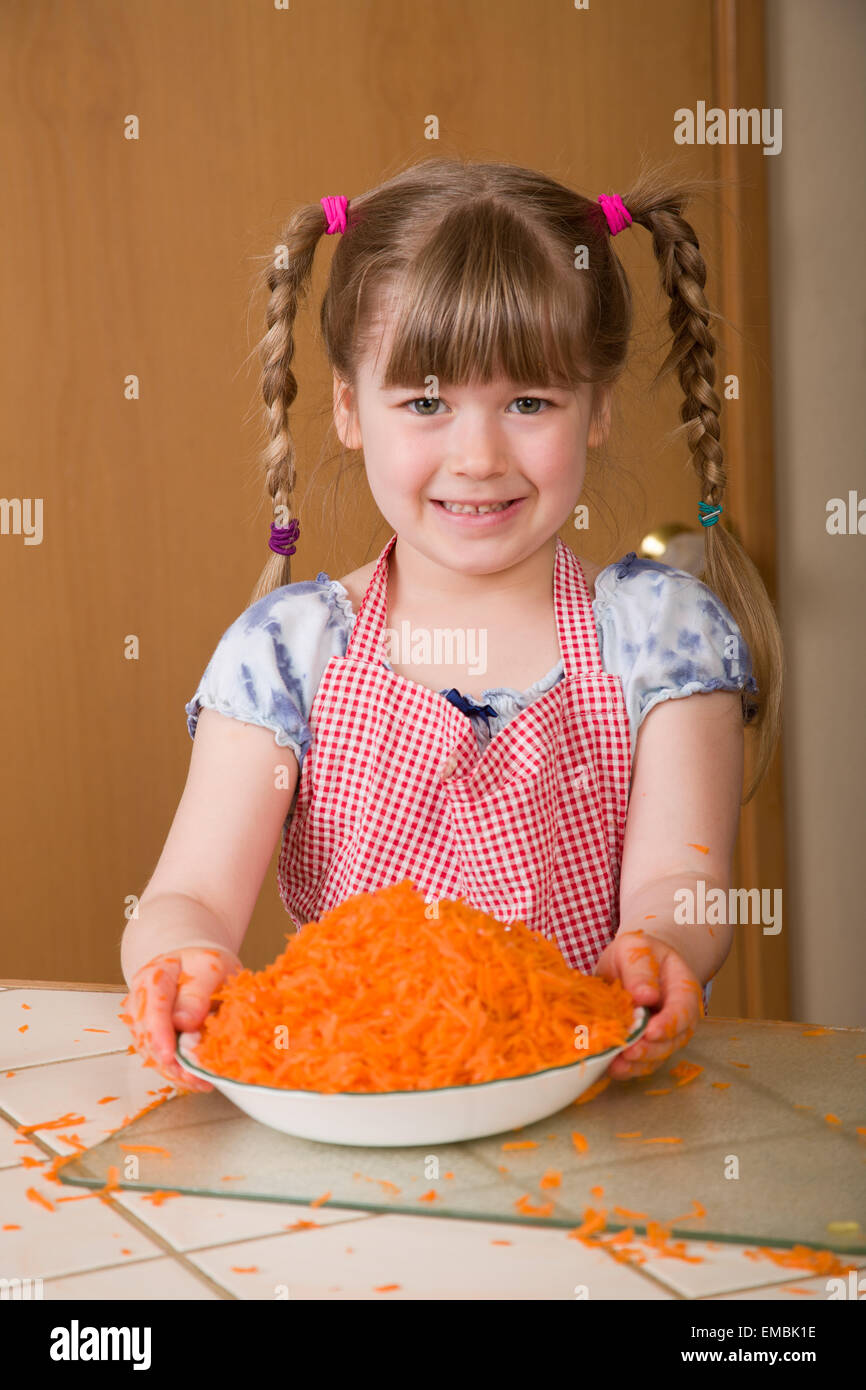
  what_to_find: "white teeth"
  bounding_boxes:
[440,500,512,514]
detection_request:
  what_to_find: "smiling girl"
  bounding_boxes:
[121,158,782,1092]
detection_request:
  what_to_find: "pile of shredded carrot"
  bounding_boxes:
[193,879,636,1093]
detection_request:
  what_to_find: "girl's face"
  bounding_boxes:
[333,326,611,580]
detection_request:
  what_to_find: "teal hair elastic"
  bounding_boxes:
[698,500,723,527]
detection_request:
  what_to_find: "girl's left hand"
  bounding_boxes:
[592,931,704,1080]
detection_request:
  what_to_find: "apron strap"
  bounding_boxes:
[345,532,604,678]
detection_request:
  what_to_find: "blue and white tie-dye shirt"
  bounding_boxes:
[185,550,757,777]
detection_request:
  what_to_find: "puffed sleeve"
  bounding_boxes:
[594,551,759,749]
[184,575,354,774]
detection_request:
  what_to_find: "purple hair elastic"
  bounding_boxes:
[269,518,300,557]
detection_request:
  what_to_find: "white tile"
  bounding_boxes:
[42,1256,223,1300]
[715,1265,866,1300]
[0,1049,179,1153]
[0,1115,43,1170]
[185,1214,673,1300]
[112,1188,379,1252]
[630,1239,866,1298]
[0,989,131,1069]
[0,1163,164,1280]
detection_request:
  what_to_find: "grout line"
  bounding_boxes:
[40,1250,234,1300]
[1,1047,134,1073]
[174,1209,383,1255]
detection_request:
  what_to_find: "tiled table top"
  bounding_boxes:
[1,983,863,1301]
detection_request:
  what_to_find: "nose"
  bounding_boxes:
[444,412,510,480]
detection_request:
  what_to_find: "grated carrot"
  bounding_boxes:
[25,1186,55,1211]
[539,1170,562,1189]
[514,1194,554,1217]
[193,880,635,1092]
[573,1077,611,1105]
[571,1132,588,1154]
[743,1245,857,1276]
[669,1061,703,1087]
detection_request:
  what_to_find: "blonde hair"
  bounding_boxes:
[247,154,782,803]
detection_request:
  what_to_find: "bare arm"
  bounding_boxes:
[616,688,744,982]
[121,708,299,986]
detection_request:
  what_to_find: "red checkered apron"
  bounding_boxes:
[277,533,632,973]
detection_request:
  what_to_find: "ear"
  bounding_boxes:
[333,372,362,450]
[587,384,612,449]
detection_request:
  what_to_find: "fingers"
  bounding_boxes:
[123,954,214,1093]
[608,932,662,1006]
[608,948,702,1080]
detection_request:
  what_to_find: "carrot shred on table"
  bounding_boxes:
[140,1190,181,1206]
[17,1112,86,1134]
[82,1028,110,1034]
[310,1190,332,1208]
[98,1096,119,1105]
[20,1155,46,1168]
[669,1061,703,1087]
[743,1244,857,1276]
[615,1131,642,1138]
[645,1088,671,1096]
[539,1170,562,1189]
[3,1224,22,1230]
[573,1077,611,1105]
[418,1190,438,1202]
[220,1175,245,1181]
[284,1220,321,1230]
[802,1027,832,1036]
[501,1140,539,1150]
[514,1194,554,1217]
[374,1284,401,1292]
[231,1266,258,1273]
[686,843,709,853]
[590,1185,604,1200]
[119,1144,171,1156]
[25,1186,55,1211]
[728,1061,750,1068]
[192,880,635,1092]
[17,1025,28,1033]
[711,1082,731,1090]
[570,1132,588,1154]
[491,1239,512,1245]
[613,1206,648,1220]
[824,1113,842,1125]
[567,1206,607,1240]
[641,1137,682,1144]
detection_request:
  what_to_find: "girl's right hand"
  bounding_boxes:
[122,946,243,1092]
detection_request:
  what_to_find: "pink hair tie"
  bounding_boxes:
[321,194,348,235]
[597,193,632,236]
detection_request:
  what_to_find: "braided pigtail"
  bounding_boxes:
[620,172,783,803]
[247,201,335,606]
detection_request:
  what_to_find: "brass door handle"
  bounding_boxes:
[639,518,740,576]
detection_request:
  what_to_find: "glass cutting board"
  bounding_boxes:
[58,1018,866,1254]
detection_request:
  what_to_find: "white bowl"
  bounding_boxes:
[176,1007,649,1147]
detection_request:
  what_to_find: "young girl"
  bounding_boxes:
[121,157,782,1094]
